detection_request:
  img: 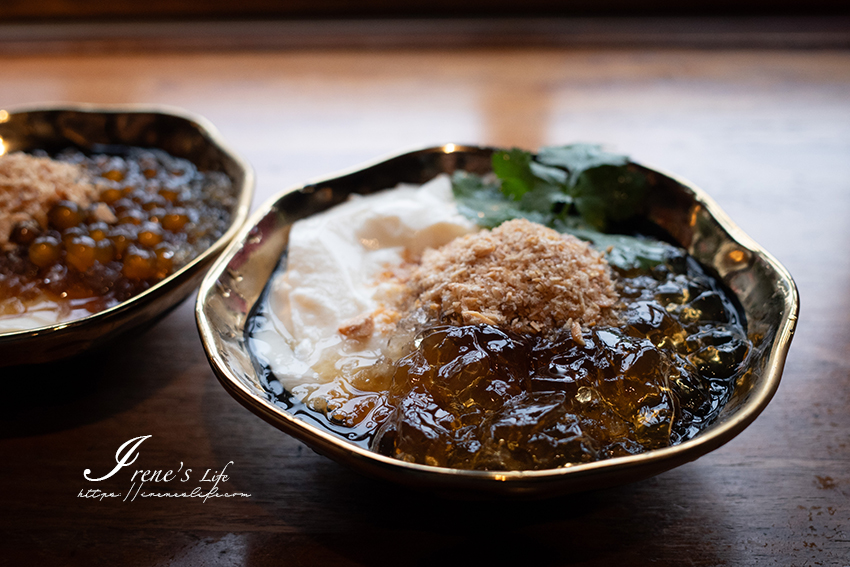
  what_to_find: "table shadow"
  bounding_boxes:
[0,304,192,439]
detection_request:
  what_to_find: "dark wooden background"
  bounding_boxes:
[1,0,847,20]
[0,16,849,566]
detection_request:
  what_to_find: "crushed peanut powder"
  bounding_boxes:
[404,218,619,335]
[0,152,97,249]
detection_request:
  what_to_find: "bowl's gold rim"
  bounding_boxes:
[0,102,255,341]
[196,143,798,485]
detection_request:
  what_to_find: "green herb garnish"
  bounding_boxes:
[451,143,668,270]
[558,225,678,272]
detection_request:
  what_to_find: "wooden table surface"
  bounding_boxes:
[1,21,849,566]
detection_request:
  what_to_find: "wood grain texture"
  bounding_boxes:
[0,31,849,566]
[2,18,850,54]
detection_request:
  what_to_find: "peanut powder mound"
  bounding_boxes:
[0,152,97,249]
[408,218,619,334]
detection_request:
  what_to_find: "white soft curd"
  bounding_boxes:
[251,175,476,394]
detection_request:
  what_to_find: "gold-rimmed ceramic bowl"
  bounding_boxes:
[196,144,797,498]
[0,104,253,367]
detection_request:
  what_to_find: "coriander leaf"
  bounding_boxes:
[490,148,569,199]
[561,225,675,271]
[451,171,546,228]
[491,149,536,200]
[529,160,568,187]
[571,165,648,231]
[519,185,571,220]
[538,143,629,186]
[456,143,648,235]
[602,236,674,272]
[452,169,499,198]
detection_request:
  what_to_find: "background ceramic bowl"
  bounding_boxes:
[0,104,253,367]
[196,144,797,498]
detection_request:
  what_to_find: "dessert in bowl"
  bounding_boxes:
[197,144,797,497]
[0,104,253,366]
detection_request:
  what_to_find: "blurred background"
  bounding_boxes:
[3,0,848,19]
[1,0,848,52]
